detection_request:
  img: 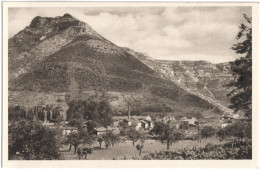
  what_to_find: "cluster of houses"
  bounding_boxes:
[113,115,154,131]
[37,109,248,137]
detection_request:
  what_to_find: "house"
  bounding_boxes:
[140,120,149,129]
[187,117,197,125]
[93,127,110,136]
[155,115,176,123]
[180,119,189,130]
[107,126,120,134]
[146,119,154,130]
[163,116,176,123]
[113,113,154,131]
[123,119,132,126]
[221,123,232,128]
[62,127,78,136]
[130,120,142,130]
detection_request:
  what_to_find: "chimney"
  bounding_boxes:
[128,105,131,120]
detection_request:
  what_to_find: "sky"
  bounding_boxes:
[8,7,252,63]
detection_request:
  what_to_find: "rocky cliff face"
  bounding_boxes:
[8,14,234,117]
[8,13,105,80]
[127,51,234,115]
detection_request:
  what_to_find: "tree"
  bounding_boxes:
[136,144,144,156]
[151,121,165,135]
[227,14,252,118]
[102,130,122,150]
[97,137,103,149]
[126,128,142,146]
[110,133,122,147]
[155,122,184,150]
[200,126,215,139]
[135,135,145,156]
[228,121,252,139]
[217,128,228,142]
[8,106,26,122]
[66,128,95,154]
[66,99,114,127]
[8,120,62,160]
[82,147,93,159]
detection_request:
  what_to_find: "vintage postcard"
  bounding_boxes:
[2,2,259,168]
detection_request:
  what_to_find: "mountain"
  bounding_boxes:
[8,14,233,118]
[125,51,234,115]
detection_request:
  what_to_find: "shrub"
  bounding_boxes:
[137,139,252,160]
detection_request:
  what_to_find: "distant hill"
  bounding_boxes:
[8,13,234,118]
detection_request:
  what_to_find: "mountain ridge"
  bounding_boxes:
[8,14,233,117]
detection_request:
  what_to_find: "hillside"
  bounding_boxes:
[126,51,234,114]
[8,13,233,118]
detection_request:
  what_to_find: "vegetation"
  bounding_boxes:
[153,122,184,150]
[217,121,251,141]
[200,126,216,139]
[102,130,122,150]
[8,120,62,160]
[65,127,95,154]
[135,136,145,156]
[8,105,62,123]
[227,14,252,118]
[126,128,143,146]
[66,99,113,127]
[139,139,252,160]
[77,147,93,160]
[150,86,214,109]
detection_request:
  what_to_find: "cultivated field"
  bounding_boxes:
[61,137,231,160]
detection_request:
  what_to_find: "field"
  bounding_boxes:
[61,138,230,160]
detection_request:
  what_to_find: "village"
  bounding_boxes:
[36,106,247,139]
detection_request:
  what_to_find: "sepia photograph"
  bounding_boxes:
[2,1,259,168]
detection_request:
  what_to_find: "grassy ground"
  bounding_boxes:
[61,137,230,160]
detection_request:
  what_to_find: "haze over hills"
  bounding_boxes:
[8,13,234,118]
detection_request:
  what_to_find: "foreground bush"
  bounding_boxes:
[115,139,252,160]
[9,120,63,160]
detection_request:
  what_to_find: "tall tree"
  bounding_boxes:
[227,14,252,118]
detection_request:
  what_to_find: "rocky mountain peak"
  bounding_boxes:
[62,13,74,19]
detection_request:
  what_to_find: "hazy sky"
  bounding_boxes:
[9,7,251,63]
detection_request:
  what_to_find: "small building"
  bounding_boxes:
[180,120,189,130]
[62,127,78,136]
[123,119,132,126]
[113,114,154,131]
[146,119,154,130]
[130,120,142,130]
[140,120,149,129]
[221,123,232,128]
[199,123,212,128]
[93,127,110,136]
[163,116,176,123]
[155,115,176,123]
[187,117,197,125]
